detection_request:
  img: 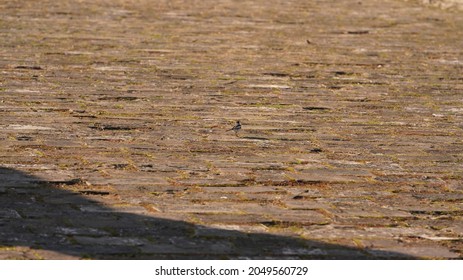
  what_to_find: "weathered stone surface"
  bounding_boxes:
[0,0,462,259]
[384,246,460,259]
[410,0,463,11]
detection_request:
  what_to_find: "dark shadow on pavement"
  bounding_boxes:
[0,167,416,259]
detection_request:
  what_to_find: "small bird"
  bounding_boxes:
[227,120,241,135]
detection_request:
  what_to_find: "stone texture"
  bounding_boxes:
[0,0,462,259]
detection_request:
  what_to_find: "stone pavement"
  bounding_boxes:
[0,0,462,259]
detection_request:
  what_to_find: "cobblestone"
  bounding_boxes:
[1,0,462,259]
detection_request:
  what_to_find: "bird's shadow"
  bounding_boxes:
[0,167,415,259]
